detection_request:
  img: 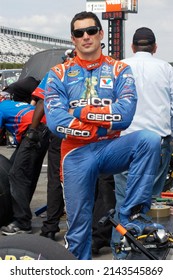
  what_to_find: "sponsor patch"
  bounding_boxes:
[123,73,134,78]
[54,67,62,75]
[47,77,54,83]
[67,70,80,77]
[125,77,134,85]
[100,78,113,89]
[87,62,99,69]
[117,63,124,72]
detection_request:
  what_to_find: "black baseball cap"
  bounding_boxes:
[133,27,156,46]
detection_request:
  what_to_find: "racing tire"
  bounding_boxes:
[0,154,13,227]
[0,234,77,260]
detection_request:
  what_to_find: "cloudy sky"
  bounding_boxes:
[0,0,172,62]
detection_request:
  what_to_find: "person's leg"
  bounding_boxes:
[8,138,38,230]
[1,125,49,234]
[41,133,64,239]
[118,131,161,215]
[92,174,115,254]
[63,145,98,260]
[111,137,171,259]
[63,129,162,259]
[99,130,163,235]
[152,136,171,196]
[29,125,50,201]
[110,172,128,259]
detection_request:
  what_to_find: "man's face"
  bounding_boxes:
[71,18,104,60]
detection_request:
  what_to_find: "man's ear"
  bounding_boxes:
[152,43,157,54]
[131,44,136,53]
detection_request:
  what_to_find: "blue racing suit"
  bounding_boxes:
[44,54,161,259]
[0,100,37,144]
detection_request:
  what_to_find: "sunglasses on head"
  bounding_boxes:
[72,26,100,38]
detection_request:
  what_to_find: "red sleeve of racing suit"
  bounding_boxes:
[73,61,137,131]
[31,73,49,101]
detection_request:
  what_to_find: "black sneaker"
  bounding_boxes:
[1,223,32,236]
[92,240,110,255]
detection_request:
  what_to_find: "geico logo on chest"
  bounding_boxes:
[70,98,112,108]
[87,113,121,121]
[56,126,90,137]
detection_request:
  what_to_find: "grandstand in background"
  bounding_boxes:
[0,26,73,64]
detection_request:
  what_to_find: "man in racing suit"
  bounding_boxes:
[32,71,116,248]
[44,11,164,260]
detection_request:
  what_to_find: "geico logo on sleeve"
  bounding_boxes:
[87,113,121,122]
[56,126,90,137]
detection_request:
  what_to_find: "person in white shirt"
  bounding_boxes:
[111,27,173,259]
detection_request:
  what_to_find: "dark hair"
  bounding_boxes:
[133,44,156,53]
[71,11,102,34]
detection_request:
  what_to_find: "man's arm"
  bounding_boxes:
[30,99,44,129]
[44,70,107,141]
[73,65,137,132]
[25,99,45,144]
[29,73,48,129]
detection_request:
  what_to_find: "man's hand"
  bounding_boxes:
[107,129,117,136]
[68,108,74,115]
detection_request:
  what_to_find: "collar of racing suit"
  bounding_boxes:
[74,53,105,70]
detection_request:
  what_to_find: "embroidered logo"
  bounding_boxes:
[100,78,113,88]
[67,70,80,77]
